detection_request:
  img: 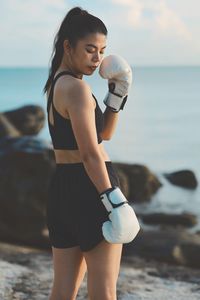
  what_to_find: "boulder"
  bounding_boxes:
[139,212,197,227]
[0,136,54,248]
[173,242,200,268]
[114,163,162,202]
[122,227,200,268]
[113,166,129,198]
[164,170,198,189]
[0,113,21,138]
[3,105,45,136]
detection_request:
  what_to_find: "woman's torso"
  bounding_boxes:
[47,70,111,164]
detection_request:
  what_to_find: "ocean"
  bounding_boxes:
[1,66,200,230]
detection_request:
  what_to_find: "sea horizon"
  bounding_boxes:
[1,64,200,69]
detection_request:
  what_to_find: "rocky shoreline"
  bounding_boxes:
[1,241,200,300]
[1,105,200,299]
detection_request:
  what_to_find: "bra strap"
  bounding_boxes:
[53,71,78,82]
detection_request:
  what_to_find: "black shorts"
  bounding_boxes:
[45,161,120,252]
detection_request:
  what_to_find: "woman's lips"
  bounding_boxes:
[89,66,98,70]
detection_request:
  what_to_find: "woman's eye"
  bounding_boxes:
[86,49,105,54]
[86,49,94,53]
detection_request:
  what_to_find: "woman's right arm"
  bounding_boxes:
[62,79,112,194]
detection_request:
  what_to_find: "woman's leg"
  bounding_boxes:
[83,239,123,300]
[49,245,87,300]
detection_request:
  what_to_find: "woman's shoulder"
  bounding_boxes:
[55,76,93,108]
[58,75,90,93]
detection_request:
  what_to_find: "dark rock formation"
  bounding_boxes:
[0,113,21,138]
[164,170,198,189]
[114,163,162,202]
[123,228,200,268]
[3,105,45,136]
[0,136,55,249]
[113,167,129,198]
[139,212,197,227]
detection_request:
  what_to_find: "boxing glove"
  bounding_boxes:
[100,186,140,244]
[99,54,132,112]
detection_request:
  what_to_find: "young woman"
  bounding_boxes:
[44,6,139,300]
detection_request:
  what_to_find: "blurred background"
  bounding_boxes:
[1,2,200,298]
[1,0,200,226]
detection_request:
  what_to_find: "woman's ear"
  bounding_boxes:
[63,39,71,55]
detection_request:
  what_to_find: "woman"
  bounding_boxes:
[44,6,139,300]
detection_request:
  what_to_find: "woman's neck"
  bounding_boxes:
[58,60,83,79]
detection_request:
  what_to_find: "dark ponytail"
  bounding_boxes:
[43,7,107,94]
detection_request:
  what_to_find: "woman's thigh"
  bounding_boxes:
[51,245,87,298]
[83,239,123,299]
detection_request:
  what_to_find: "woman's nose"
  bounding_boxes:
[93,52,101,62]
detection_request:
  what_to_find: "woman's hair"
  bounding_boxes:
[43,6,107,94]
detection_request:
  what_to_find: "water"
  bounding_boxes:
[1,66,200,230]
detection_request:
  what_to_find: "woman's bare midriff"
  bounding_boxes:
[54,143,111,164]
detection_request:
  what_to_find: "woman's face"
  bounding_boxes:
[66,33,107,76]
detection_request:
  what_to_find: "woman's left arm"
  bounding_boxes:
[100,107,119,140]
[99,54,132,140]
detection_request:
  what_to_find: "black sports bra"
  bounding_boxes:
[47,71,104,150]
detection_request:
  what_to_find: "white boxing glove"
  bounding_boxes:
[100,186,140,244]
[99,54,132,112]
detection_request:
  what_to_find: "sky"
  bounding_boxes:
[0,0,200,67]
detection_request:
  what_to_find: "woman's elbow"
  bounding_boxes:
[103,136,111,141]
[100,132,112,141]
[80,147,102,162]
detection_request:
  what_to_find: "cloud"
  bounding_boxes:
[153,1,190,38]
[0,0,70,66]
[1,0,67,17]
[0,0,199,66]
[0,0,68,35]
[111,0,191,39]
[111,0,133,4]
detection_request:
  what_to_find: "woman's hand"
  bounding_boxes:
[100,186,140,243]
[99,54,133,112]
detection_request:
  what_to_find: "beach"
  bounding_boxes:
[1,241,200,300]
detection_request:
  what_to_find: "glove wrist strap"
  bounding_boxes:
[100,187,128,212]
[103,92,128,112]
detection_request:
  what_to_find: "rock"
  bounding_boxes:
[3,105,45,136]
[0,136,55,248]
[139,212,197,227]
[114,163,162,202]
[113,167,129,198]
[0,113,21,138]
[173,242,200,268]
[0,136,53,157]
[164,170,198,189]
[122,227,200,268]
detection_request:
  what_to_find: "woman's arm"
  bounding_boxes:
[98,54,132,140]
[100,107,119,140]
[61,79,112,194]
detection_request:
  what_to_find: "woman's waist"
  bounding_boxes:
[54,145,110,164]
